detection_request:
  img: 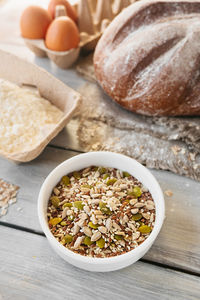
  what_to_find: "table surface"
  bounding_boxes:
[0,1,200,299]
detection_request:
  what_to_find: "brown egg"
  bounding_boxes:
[45,16,80,51]
[48,0,77,22]
[20,6,52,39]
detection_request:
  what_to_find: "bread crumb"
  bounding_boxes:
[171,145,181,155]
[189,152,196,161]
[164,190,173,197]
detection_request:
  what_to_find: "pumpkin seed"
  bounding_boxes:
[103,174,110,180]
[60,221,67,226]
[132,213,142,221]
[49,217,62,226]
[73,171,81,179]
[73,201,84,210]
[96,238,105,248]
[98,167,107,174]
[61,175,70,186]
[99,201,106,209]
[88,221,99,229]
[83,236,94,246]
[138,225,152,234]
[99,201,111,215]
[128,186,142,198]
[101,207,111,215]
[123,171,131,177]
[61,234,73,245]
[133,186,142,198]
[81,184,92,189]
[62,202,72,208]
[106,178,117,186]
[50,196,60,208]
[114,234,124,240]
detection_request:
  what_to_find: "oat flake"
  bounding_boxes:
[0,178,19,217]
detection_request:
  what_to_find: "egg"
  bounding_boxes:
[20,6,52,39]
[48,0,77,22]
[45,16,80,51]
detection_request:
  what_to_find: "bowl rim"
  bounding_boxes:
[38,151,165,265]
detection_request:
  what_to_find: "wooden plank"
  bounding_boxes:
[0,226,200,300]
[145,170,200,273]
[0,147,77,232]
[51,119,83,152]
[1,146,200,274]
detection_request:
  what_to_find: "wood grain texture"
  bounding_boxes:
[0,146,200,274]
[145,170,200,273]
[0,147,77,231]
[0,226,200,300]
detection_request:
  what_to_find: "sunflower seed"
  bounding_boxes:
[83,226,92,237]
[98,226,107,234]
[73,224,80,235]
[74,236,84,249]
[105,218,112,231]
[91,231,101,242]
[134,202,145,208]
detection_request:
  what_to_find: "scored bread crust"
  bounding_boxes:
[93,0,200,116]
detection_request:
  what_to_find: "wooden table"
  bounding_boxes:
[0,1,200,299]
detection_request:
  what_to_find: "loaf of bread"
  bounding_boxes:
[93,0,200,116]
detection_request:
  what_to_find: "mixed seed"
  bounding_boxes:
[47,166,155,258]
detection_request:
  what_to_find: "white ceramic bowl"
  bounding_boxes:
[38,151,165,272]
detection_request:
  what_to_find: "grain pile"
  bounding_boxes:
[47,166,155,257]
[0,79,63,155]
[0,179,19,217]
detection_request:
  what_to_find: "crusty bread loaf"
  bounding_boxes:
[94,0,200,116]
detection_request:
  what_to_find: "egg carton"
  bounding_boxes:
[24,0,133,69]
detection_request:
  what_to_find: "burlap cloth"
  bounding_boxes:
[75,55,200,181]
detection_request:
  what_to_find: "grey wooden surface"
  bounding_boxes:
[1,226,200,300]
[0,1,200,299]
[1,146,200,275]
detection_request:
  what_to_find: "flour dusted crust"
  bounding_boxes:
[94,0,200,116]
[0,79,63,154]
